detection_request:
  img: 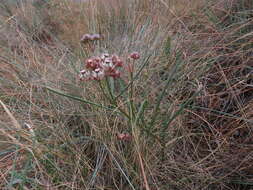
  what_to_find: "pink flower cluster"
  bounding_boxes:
[80,33,101,43]
[79,53,123,81]
[130,52,140,60]
[117,133,132,141]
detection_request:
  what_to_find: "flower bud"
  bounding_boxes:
[130,52,140,60]
[90,34,101,40]
[117,133,132,141]
[80,34,92,43]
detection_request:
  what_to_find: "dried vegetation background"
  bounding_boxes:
[0,0,252,189]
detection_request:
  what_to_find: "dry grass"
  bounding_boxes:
[0,0,252,189]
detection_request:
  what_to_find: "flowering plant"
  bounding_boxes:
[78,49,142,140]
[79,53,123,81]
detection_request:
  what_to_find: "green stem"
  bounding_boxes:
[105,77,115,103]
[98,80,111,102]
[99,79,130,120]
[129,61,135,122]
[115,54,151,99]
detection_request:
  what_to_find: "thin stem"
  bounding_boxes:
[99,79,130,120]
[149,63,179,129]
[98,80,111,102]
[129,60,135,122]
[45,86,115,111]
[115,55,151,99]
[105,77,115,103]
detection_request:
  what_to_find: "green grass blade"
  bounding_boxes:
[104,144,136,190]
[149,55,181,129]
[135,99,148,125]
[163,90,202,132]
[45,86,115,111]
[190,105,253,124]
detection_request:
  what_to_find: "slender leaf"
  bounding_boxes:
[135,99,148,125]
[149,53,182,129]
[45,86,115,111]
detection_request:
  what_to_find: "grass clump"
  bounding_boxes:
[0,0,252,189]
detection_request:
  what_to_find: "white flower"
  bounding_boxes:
[101,58,114,71]
[79,69,91,80]
[101,53,110,61]
[91,68,105,80]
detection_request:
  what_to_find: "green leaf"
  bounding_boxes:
[45,86,115,111]
[164,36,171,56]
[163,89,201,132]
[135,99,148,125]
[149,56,181,130]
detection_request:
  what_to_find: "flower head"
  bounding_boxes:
[112,55,123,67]
[80,34,92,43]
[80,33,101,43]
[101,58,113,71]
[130,52,140,60]
[91,68,105,80]
[90,34,101,40]
[79,69,91,81]
[117,133,132,141]
[101,53,110,61]
[80,52,124,81]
